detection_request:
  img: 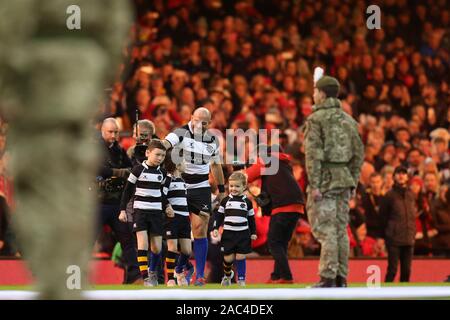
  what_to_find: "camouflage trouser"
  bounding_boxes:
[307,188,351,279]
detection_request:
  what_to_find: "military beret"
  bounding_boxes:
[316,76,340,90]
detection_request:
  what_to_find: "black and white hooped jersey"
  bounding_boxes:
[214,195,255,232]
[166,175,189,217]
[165,122,220,189]
[127,161,168,211]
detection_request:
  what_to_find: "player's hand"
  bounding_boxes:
[166,205,175,218]
[251,234,257,240]
[118,210,128,222]
[212,229,219,238]
[0,240,4,250]
[311,189,323,202]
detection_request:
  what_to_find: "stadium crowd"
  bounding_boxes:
[1,0,449,262]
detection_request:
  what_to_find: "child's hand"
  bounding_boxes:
[251,234,258,240]
[210,229,221,244]
[166,205,175,218]
[118,210,128,222]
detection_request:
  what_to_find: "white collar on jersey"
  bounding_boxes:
[188,121,194,134]
[229,194,246,199]
[188,121,209,138]
[142,160,159,170]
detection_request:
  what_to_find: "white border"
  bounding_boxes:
[1,287,450,300]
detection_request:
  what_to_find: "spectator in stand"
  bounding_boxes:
[406,148,425,177]
[432,185,450,257]
[431,136,450,183]
[359,161,376,192]
[360,173,386,245]
[409,176,438,255]
[395,127,412,150]
[381,165,395,195]
[375,143,397,171]
[423,171,440,207]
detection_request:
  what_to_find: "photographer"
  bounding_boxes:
[127,119,157,166]
[98,118,140,284]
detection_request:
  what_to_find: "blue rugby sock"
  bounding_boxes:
[176,253,190,274]
[149,252,161,272]
[236,259,246,281]
[193,238,208,278]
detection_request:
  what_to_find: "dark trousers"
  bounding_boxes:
[99,204,139,283]
[207,240,224,284]
[268,212,300,280]
[385,244,414,282]
[206,208,226,284]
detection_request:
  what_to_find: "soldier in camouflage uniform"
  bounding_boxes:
[304,75,364,288]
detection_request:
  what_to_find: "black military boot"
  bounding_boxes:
[336,275,347,288]
[312,277,336,288]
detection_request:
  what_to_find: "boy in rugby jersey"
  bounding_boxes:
[212,172,257,286]
[119,139,168,287]
[162,150,200,286]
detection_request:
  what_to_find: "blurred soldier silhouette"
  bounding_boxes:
[0,0,131,298]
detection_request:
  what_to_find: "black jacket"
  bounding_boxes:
[380,184,418,246]
[361,190,385,239]
[99,140,132,179]
[246,153,304,215]
[432,196,450,248]
[98,140,132,205]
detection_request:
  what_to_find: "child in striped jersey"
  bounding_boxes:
[119,140,168,287]
[163,151,192,286]
[163,150,208,286]
[212,172,257,286]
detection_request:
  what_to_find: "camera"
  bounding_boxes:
[134,143,148,163]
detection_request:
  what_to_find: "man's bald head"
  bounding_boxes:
[191,107,211,134]
[101,117,119,145]
[102,117,119,129]
[193,107,211,120]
